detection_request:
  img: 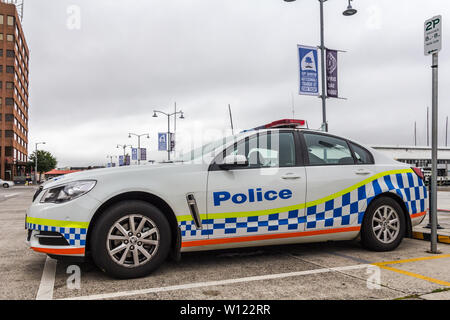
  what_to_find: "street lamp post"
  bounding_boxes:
[116,144,133,165]
[128,133,149,165]
[34,142,46,184]
[153,107,185,161]
[284,0,357,132]
[106,155,117,167]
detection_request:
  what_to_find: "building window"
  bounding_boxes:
[5,114,14,122]
[6,66,14,73]
[6,50,14,58]
[6,34,14,42]
[5,98,13,106]
[7,16,14,26]
[6,82,13,89]
[0,49,2,57]
[0,65,2,73]
[0,15,3,25]
[0,33,3,41]
[5,131,13,138]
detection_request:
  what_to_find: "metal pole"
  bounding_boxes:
[167,114,171,161]
[34,143,38,184]
[319,0,327,132]
[446,115,448,147]
[414,121,417,146]
[228,104,234,135]
[174,102,177,155]
[137,136,141,165]
[427,106,430,146]
[429,52,439,253]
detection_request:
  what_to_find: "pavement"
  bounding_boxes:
[0,186,449,300]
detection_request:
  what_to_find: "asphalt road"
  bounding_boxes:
[1,187,449,300]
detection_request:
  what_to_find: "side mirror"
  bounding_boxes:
[217,154,249,170]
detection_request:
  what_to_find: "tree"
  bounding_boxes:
[28,150,57,180]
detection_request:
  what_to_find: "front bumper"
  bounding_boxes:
[25,193,101,257]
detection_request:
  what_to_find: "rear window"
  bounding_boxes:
[304,133,354,165]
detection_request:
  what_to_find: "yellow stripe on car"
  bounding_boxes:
[26,216,90,229]
[177,168,414,222]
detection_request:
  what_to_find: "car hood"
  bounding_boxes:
[41,162,198,189]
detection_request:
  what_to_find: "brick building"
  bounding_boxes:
[0,1,29,181]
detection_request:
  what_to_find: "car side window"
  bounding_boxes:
[226,131,296,168]
[304,133,354,165]
[350,142,374,164]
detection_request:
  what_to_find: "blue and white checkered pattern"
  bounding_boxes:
[179,172,428,240]
[27,223,87,246]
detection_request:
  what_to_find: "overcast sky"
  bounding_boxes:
[21,0,450,167]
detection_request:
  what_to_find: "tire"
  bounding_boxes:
[361,197,406,252]
[91,200,172,279]
[3,183,9,188]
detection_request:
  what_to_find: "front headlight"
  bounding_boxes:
[40,180,97,204]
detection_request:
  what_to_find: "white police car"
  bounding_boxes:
[26,119,428,278]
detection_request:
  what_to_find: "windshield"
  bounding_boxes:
[175,135,236,162]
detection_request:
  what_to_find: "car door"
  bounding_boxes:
[206,130,307,244]
[301,132,375,231]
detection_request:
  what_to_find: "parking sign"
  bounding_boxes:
[424,15,442,56]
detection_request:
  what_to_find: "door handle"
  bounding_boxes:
[281,173,301,180]
[354,169,371,175]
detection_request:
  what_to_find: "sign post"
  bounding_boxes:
[424,15,442,254]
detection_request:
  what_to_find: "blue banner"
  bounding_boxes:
[298,45,319,96]
[158,133,167,151]
[119,155,124,166]
[132,148,138,161]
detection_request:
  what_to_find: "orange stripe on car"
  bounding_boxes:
[182,226,361,248]
[411,211,426,219]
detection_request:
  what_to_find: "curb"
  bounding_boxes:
[412,231,450,244]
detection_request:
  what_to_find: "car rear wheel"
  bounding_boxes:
[3,183,9,188]
[361,197,405,252]
[91,200,171,279]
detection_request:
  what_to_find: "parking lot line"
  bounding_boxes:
[36,256,57,300]
[371,254,450,287]
[376,265,450,287]
[61,263,371,300]
[372,254,450,266]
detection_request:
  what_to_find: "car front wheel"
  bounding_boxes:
[361,197,405,252]
[3,183,9,188]
[91,200,172,279]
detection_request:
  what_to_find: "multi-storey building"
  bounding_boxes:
[0,1,29,181]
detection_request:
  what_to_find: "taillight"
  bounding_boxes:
[412,167,424,180]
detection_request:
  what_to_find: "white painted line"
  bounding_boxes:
[62,263,370,300]
[3,193,18,198]
[36,256,57,300]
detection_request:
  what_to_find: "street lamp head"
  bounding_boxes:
[283,0,296,2]
[152,112,158,118]
[128,134,132,138]
[343,0,357,16]
[179,112,185,119]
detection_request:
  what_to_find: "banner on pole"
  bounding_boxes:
[326,49,338,98]
[298,45,319,96]
[119,155,124,166]
[140,148,147,161]
[158,133,167,151]
[132,148,138,161]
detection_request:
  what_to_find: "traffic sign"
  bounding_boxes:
[424,15,442,56]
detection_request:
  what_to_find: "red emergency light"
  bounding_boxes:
[242,119,308,133]
[263,119,307,129]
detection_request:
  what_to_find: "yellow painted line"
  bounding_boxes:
[376,265,450,287]
[177,169,414,222]
[26,216,89,229]
[373,254,450,266]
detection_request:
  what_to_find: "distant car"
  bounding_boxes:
[0,179,14,188]
[26,119,428,279]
